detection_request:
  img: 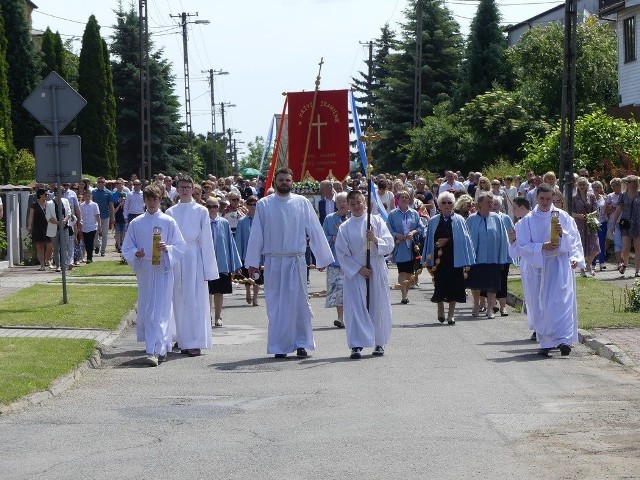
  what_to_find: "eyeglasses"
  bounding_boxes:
[207,205,219,209]
[178,185,192,190]
[440,201,453,204]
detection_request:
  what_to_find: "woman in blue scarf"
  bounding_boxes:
[422,191,475,324]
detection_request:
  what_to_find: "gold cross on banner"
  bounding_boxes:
[359,125,381,178]
[311,114,327,149]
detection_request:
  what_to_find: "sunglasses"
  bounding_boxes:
[207,205,219,209]
[440,201,453,204]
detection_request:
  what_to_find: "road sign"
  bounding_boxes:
[22,71,87,135]
[34,136,82,183]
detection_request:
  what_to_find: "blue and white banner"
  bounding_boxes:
[350,91,388,221]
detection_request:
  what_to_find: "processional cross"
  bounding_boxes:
[358,125,382,311]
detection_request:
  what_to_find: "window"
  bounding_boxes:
[624,16,636,63]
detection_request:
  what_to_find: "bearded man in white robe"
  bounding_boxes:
[336,190,395,359]
[246,167,334,358]
[512,183,585,357]
[166,175,219,357]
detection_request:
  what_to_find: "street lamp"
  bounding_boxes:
[170,11,210,174]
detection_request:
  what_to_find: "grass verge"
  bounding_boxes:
[0,338,96,406]
[0,284,137,330]
[508,277,640,330]
[51,278,137,285]
[68,260,133,277]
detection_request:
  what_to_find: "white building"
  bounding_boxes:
[506,0,601,46]
[601,1,640,110]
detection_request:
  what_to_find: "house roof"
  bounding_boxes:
[505,3,565,32]
[26,0,38,8]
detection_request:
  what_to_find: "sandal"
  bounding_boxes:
[635,272,640,278]
[471,306,479,317]
[618,263,627,274]
[245,291,252,304]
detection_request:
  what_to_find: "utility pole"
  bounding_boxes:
[139,0,151,181]
[202,69,228,177]
[358,40,375,128]
[559,0,577,212]
[413,0,423,128]
[170,11,209,175]
[219,102,235,175]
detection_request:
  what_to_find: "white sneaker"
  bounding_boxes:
[145,354,159,367]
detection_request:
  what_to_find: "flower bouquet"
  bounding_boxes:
[586,213,600,234]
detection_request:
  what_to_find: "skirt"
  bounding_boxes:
[325,265,344,308]
[208,273,232,294]
[466,263,501,293]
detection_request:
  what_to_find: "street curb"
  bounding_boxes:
[578,329,640,372]
[0,307,136,416]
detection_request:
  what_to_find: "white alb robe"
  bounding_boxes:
[122,211,185,356]
[336,214,395,349]
[245,193,334,354]
[514,207,585,349]
[166,201,219,350]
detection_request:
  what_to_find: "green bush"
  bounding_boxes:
[482,158,523,182]
[623,281,640,313]
[10,148,35,184]
[0,220,6,258]
[522,110,640,177]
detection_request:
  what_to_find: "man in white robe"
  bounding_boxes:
[122,184,185,366]
[246,167,334,358]
[513,183,584,356]
[166,176,219,357]
[336,190,395,359]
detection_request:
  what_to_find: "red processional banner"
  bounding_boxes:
[287,89,350,181]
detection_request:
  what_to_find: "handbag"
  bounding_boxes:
[619,195,635,230]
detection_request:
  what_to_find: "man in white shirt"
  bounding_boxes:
[124,180,145,222]
[438,170,466,195]
[164,176,178,201]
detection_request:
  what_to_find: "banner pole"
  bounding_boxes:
[299,57,323,181]
[265,96,288,192]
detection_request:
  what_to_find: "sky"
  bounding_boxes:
[31,0,559,157]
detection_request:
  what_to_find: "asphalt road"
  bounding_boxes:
[1,270,640,479]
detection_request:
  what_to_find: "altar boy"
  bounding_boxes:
[122,184,185,366]
[335,190,395,359]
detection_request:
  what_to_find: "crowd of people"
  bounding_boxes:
[23,165,640,363]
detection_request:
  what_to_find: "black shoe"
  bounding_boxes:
[401,298,409,304]
[447,318,455,325]
[180,349,190,355]
[530,332,537,342]
[558,344,572,356]
[274,353,287,359]
[158,354,167,364]
[188,348,201,357]
[94,247,99,254]
[372,346,384,356]
[493,306,499,313]
[538,348,551,357]
[333,319,345,328]
[437,316,445,323]
[296,348,308,358]
[350,347,362,359]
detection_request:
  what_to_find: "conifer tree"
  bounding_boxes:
[0,11,13,182]
[40,28,57,77]
[351,24,396,131]
[110,5,185,177]
[53,32,66,78]
[102,38,117,177]
[454,0,509,108]
[375,0,463,173]
[77,15,116,176]
[1,0,41,150]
